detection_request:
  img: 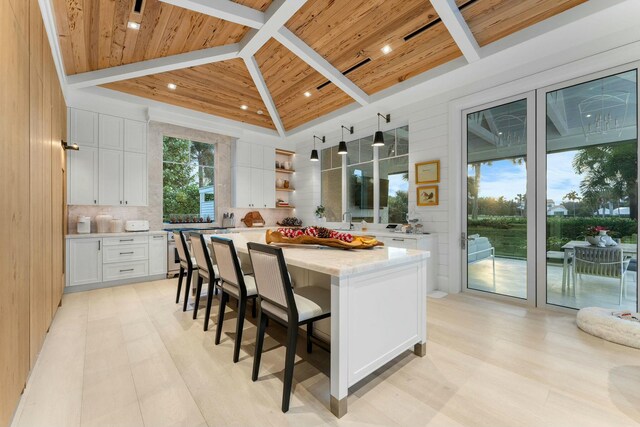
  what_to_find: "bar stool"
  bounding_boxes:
[175,231,197,312]
[189,233,219,329]
[247,242,331,413]
[210,236,258,363]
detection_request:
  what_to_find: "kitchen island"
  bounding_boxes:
[205,232,430,417]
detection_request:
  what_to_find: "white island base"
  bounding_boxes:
[207,232,429,417]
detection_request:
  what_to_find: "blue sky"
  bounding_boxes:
[469,151,584,204]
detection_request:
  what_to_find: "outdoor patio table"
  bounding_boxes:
[560,240,637,296]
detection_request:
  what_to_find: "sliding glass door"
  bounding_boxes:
[463,94,536,301]
[537,68,638,310]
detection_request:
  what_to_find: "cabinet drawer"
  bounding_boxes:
[103,261,148,282]
[103,235,148,246]
[103,244,148,264]
[378,236,417,250]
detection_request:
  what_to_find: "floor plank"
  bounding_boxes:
[11,279,640,427]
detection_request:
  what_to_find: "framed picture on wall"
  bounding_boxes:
[415,160,440,184]
[417,185,439,206]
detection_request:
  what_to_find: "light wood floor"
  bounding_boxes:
[11,279,640,427]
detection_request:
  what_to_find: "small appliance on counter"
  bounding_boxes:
[125,220,149,232]
[110,219,124,233]
[77,216,91,234]
[95,214,113,233]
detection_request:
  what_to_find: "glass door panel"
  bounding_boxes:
[543,70,638,310]
[465,98,530,299]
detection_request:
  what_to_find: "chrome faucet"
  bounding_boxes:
[342,212,353,230]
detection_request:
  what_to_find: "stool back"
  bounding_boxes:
[247,243,297,320]
[176,231,193,270]
[210,237,246,296]
[190,233,213,280]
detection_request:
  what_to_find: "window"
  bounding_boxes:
[379,126,409,223]
[321,125,409,224]
[163,136,215,222]
[321,145,342,222]
[347,136,375,222]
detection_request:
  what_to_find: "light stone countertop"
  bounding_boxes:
[66,230,168,239]
[205,232,430,278]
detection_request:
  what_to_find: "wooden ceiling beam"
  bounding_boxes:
[274,28,370,106]
[243,56,286,136]
[430,0,481,63]
[67,43,240,89]
[158,0,266,29]
[239,0,309,58]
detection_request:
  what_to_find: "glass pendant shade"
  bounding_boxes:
[310,149,319,161]
[372,130,385,147]
[338,140,348,155]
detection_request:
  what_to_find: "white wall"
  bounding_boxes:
[291,22,640,294]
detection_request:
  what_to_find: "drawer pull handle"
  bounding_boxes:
[120,239,134,242]
[153,236,164,239]
[392,238,405,242]
[120,269,135,273]
[120,251,134,255]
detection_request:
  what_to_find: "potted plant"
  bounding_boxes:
[584,226,616,246]
[315,205,326,223]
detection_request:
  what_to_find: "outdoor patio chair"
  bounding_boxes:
[467,234,496,288]
[573,246,630,305]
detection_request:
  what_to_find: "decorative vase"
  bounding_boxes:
[284,180,289,188]
[284,161,292,170]
[276,178,284,188]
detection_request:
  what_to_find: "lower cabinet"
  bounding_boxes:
[149,234,167,276]
[66,233,167,290]
[68,238,102,286]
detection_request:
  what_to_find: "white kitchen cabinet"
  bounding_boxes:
[124,120,147,153]
[232,141,278,208]
[262,169,276,208]
[233,166,252,208]
[68,146,99,205]
[68,238,102,286]
[124,152,147,206]
[149,234,168,276]
[69,108,98,148]
[98,149,124,205]
[251,145,263,169]
[99,114,124,150]
[250,168,264,208]
[235,141,252,167]
[263,147,276,170]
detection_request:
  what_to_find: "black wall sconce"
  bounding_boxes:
[337,125,354,155]
[61,140,79,151]
[373,113,391,147]
[310,135,325,161]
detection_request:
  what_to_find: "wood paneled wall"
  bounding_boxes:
[1,0,67,425]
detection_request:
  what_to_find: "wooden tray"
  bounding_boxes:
[265,230,383,250]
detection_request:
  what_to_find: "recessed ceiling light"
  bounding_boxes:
[498,132,503,135]
[167,83,177,90]
[586,114,592,118]
[128,21,140,30]
[257,110,264,115]
[240,105,248,110]
[381,44,392,54]
[304,91,311,98]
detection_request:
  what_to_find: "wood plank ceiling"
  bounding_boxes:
[52,0,588,132]
[103,59,276,129]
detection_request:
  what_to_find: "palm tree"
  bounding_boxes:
[563,190,580,217]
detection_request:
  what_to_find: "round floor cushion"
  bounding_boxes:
[577,307,640,349]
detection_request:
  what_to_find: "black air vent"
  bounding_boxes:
[133,0,145,14]
[316,58,371,90]
[403,0,478,41]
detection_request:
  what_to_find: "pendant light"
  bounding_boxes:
[310,135,325,162]
[373,113,391,147]
[338,125,354,155]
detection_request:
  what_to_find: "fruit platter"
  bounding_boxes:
[266,226,383,250]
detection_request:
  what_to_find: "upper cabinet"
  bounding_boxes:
[124,120,147,153]
[67,108,148,206]
[231,141,277,209]
[69,109,98,148]
[99,114,124,150]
